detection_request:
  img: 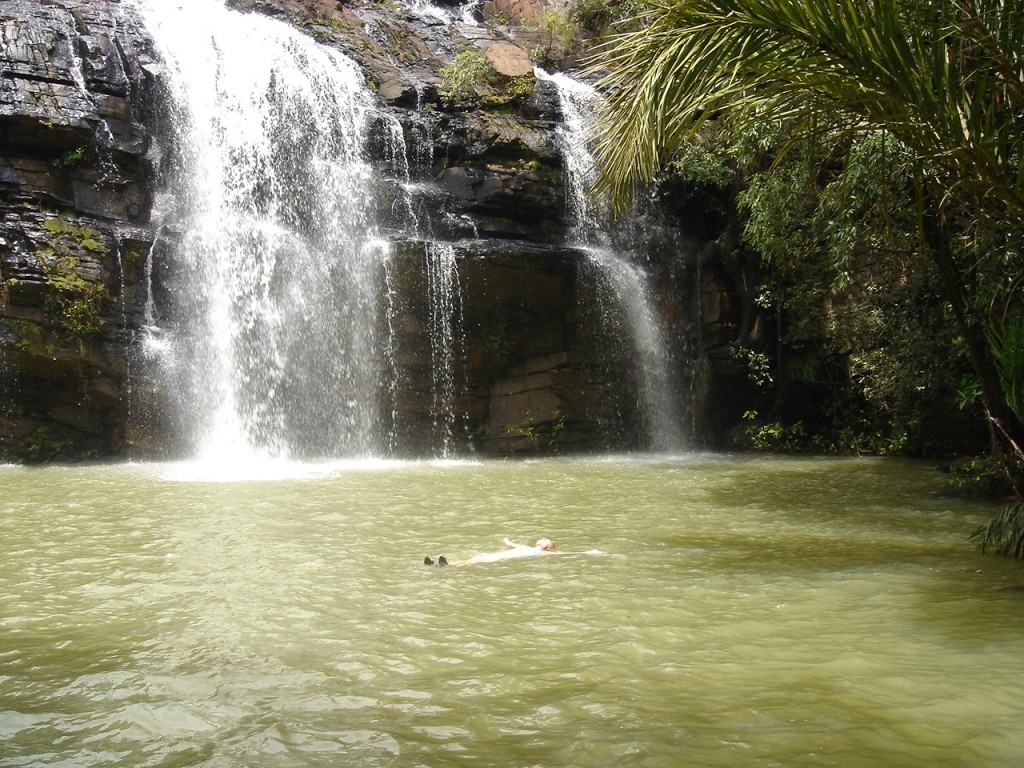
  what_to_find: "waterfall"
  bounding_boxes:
[404,1,481,26]
[583,250,688,452]
[542,70,608,246]
[537,69,687,452]
[129,0,686,461]
[135,0,390,460]
[425,242,466,456]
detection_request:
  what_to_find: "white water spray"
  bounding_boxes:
[135,0,389,461]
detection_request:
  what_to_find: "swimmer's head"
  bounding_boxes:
[535,538,554,551]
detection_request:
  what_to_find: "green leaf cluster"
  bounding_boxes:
[439,51,499,106]
[439,51,536,109]
[655,140,733,222]
[571,0,645,36]
[742,410,807,452]
[988,316,1024,423]
[591,0,1024,225]
[738,129,976,453]
[524,8,577,66]
[51,145,86,171]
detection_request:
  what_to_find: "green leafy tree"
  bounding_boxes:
[740,130,979,454]
[590,0,1024,469]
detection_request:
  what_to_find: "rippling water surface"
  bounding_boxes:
[2,455,1023,766]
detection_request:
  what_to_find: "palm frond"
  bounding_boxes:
[589,0,1024,222]
[987,317,1024,422]
[970,502,1024,557]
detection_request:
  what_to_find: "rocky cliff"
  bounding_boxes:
[1,0,159,460]
[1,0,755,461]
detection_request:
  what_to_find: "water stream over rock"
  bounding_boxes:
[538,68,687,452]
[424,241,466,456]
[136,0,389,460]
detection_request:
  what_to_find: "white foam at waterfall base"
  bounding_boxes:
[159,455,482,483]
[134,0,390,463]
[536,68,688,452]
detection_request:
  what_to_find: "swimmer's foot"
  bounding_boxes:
[438,555,448,567]
[424,556,434,565]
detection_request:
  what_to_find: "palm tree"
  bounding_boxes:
[590,0,1024,466]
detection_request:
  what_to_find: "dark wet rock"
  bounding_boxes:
[1,0,158,461]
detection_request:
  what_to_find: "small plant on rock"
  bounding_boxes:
[439,51,497,107]
[36,218,110,342]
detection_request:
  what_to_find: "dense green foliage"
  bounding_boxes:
[590,0,1024,475]
[438,50,536,108]
[570,0,646,35]
[732,129,981,455]
[591,1,1024,220]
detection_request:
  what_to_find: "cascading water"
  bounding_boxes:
[135,0,390,461]
[404,0,481,26]
[542,70,607,247]
[425,242,466,456]
[127,0,687,461]
[537,69,687,452]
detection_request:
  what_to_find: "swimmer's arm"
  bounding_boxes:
[545,549,606,556]
[502,537,527,549]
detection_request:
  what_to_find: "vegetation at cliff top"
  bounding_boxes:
[438,49,536,108]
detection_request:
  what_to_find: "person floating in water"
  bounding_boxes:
[424,537,604,567]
